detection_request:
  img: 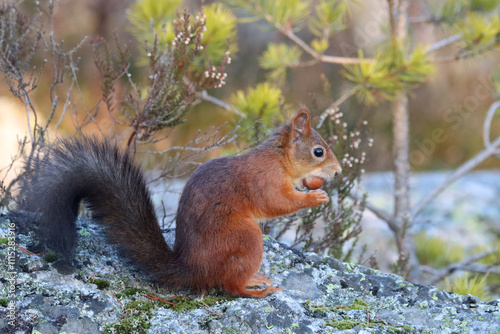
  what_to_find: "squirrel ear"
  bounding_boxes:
[291,107,311,140]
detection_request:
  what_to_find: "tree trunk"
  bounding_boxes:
[390,0,420,280]
[392,96,410,222]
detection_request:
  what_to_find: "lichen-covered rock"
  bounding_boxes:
[1,211,499,333]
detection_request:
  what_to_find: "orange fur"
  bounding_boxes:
[174,107,341,297]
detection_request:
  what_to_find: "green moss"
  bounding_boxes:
[92,279,111,290]
[105,295,233,333]
[303,300,329,314]
[304,299,413,332]
[326,284,336,293]
[386,325,414,333]
[104,300,156,333]
[347,298,368,310]
[43,252,61,263]
[116,287,144,298]
[127,295,233,313]
[0,298,9,307]
[126,300,157,315]
[0,237,8,246]
[325,319,411,332]
[303,298,368,314]
[165,295,233,312]
[325,319,367,330]
[419,300,429,309]
[78,229,92,237]
[103,315,151,334]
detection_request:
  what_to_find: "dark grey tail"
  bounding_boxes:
[18,136,188,286]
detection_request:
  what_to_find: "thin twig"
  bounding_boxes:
[23,90,34,145]
[199,301,224,317]
[483,100,500,150]
[15,244,38,256]
[368,310,388,326]
[199,90,246,118]
[102,289,126,309]
[316,88,357,129]
[408,15,443,24]
[410,133,500,220]
[429,250,499,285]
[348,193,399,233]
[450,263,500,275]
[427,34,462,54]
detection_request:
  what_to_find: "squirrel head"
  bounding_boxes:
[286,107,342,190]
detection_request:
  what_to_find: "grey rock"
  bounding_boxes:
[60,317,100,334]
[0,212,499,333]
[33,322,59,334]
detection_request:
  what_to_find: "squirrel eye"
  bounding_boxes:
[313,147,324,158]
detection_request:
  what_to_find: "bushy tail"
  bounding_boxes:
[18,136,189,287]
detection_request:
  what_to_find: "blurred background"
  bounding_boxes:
[0,0,499,175]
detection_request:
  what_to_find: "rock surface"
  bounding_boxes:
[1,211,499,333]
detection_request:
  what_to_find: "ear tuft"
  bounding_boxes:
[291,107,311,140]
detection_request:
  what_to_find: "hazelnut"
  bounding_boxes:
[303,176,324,190]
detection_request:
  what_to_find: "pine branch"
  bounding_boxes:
[198,90,246,118]
[249,2,368,65]
[280,26,366,65]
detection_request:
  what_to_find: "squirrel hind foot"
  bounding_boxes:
[225,277,282,298]
[227,286,282,298]
[245,274,273,288]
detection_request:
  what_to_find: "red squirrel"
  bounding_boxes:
[19,107,341,298]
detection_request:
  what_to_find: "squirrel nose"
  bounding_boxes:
[334,165,342,176]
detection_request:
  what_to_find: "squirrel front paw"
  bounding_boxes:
[308,190,329,207]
